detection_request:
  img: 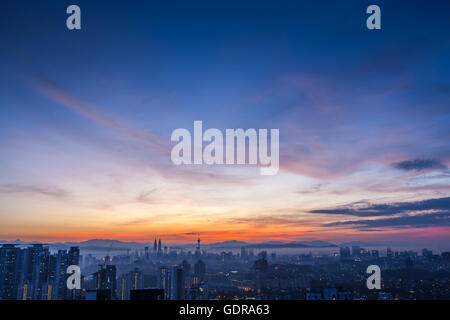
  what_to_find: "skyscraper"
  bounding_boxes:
[352,246,361,257]
[0,244,21,300]
[193,260,206,285]
[53,250,68,300]
[32,246,50,300]
[22,244,45,286]
[158,266,170,299]
[169,266,185,300]
[241,247,247,260]
[68,246,80,266]
[93,265,117,299]
[66,246,81,300]
[339,247,351,258]
[387,248,394,259]
[195,235,201,258]
[181,260,191,276]
[119,268,144,300]
[253,257,268,290]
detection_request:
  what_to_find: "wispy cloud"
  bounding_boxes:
[226,214,314,228]
[136,189,158,204]
[393,158,447,171]
[34,75,168,156]
[323,211,450,229]
[0,184,69,198]
[311,197,450,217]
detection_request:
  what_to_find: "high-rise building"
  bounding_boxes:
[193,260,205,285]
[387,248,394,259]
[32,246,50,300]
[66,246,81,300]
[240,247,247,260]
[195,235,201,258]
[352,246,361,257]
[169,266,185,300]
[53,250,68,300]
[68,247,80,266]
[17,282,33,300]
[119,268,144,300]
[422,248,432,257]
[339,247,351,258]
[253,257,268,290]
[158,266,170,300]
[181,260,191,276]
[405,257,414,269]
[0,244,21,300]
[157,265,185,300]
[22,244,45,286]
[258,251,268,260]
[93,265,117,299]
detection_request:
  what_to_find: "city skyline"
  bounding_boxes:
[1,241,449,300]
[1,1,449,245]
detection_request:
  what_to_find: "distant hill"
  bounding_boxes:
[73,239,149,248]
[246,240,337,249]
[338,241,384,247]
[202,240,337,249]
[1,238,391,250]
[206,240,248,248]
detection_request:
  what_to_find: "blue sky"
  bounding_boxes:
[0,1,449,245]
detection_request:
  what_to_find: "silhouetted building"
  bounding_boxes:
[339,247,351,258]
[85,289,112,300]
[68,247,80,266]
[0,244,21,300]
[405,257,414,269]
[195,235,201,258]
[130,288,165,300]
[387,248,394,259]
[442,252,450,261]
[32,247,51,299]
[119,268,144,300]
[53,250,68,300]
[157,265,184,300]
[352,246,361,257]
[306,287,352,300]
[241,247,247,260]
[194,260,206,284]
[158,266,170,299]
[423,248,432,257]
[170,266,185,300]
[93,265,117,299]
[253,258,268,290]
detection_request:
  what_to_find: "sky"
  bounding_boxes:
[0,0,449,246]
